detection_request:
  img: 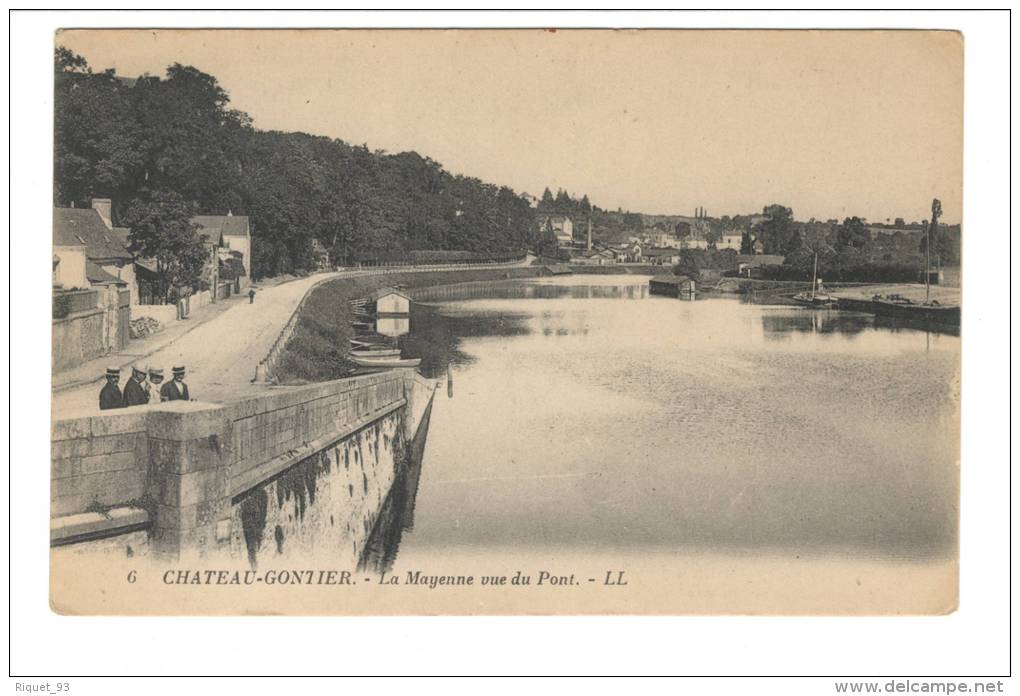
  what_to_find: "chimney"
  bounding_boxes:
[92,198,113,229]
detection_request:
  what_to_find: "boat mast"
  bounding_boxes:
[925,198,941,304]
[811,251,818,301]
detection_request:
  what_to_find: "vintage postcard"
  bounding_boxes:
[49,28,962,615]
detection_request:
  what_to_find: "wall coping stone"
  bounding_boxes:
[229,397,406,498]
[50,506,149,545]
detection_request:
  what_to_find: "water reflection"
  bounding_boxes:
[358,401,432,574]
[370,276,960,566]
[397,303,530,378]
[375,315,410,338]
[761,309,872,339]
[413,279,648,302]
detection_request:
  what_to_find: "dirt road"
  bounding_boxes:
[52,256,536,418]
[52,272,336,417]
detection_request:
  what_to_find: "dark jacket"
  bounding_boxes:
[160,380,190,402]
[123,377,150,407]
[99,383,124,410]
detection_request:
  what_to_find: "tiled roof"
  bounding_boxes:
[53,208,133,261]
[85,260,125,285]
[368,287,410,301]
[192,215,251,241]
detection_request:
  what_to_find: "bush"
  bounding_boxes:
[52,294,73,319]
[673,248,739,278]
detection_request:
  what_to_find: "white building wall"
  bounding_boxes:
[54,246,88,289]
[376,293,410,314]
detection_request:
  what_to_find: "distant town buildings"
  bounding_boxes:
[192,212,252,287]
[541,215,574,246]
[642,247,682,265]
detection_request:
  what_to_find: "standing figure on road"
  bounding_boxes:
[98,367,124,410]
[147,367,165,403]
[161,365,191,402]
[122,365,150,406]
[248,288,256,304]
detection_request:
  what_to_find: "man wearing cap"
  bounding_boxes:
[147,367,165,403]
[122,365,150,407]
[160,365,191,402]
[99,367,124,410]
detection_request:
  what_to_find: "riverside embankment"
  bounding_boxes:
[272,266,550,383]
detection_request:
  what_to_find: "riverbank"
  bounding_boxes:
[274,267,547,383]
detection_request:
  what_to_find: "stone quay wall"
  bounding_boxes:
[50,370,437,564]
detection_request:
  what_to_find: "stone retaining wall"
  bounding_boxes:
[50,370,437,564]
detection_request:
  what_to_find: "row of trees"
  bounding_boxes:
[54,48,544,295]
[745,202,959,281]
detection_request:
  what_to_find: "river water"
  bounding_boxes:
[367,275,960,612]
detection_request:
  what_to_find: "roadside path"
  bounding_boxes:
[52,257,534,418]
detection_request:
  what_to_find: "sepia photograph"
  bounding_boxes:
[5,5,1014,685]
[44,27,967,617]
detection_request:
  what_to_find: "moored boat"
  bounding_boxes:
[350,356,422,369]
[792,291,836,307]
[350,348,402,359]
[792,250,836,307]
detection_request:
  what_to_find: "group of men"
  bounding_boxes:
[99,364,191,410]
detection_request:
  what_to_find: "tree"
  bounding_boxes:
[121,191,207,302]
[55,46,90,73]
[918,199,956,266]
[54,49,543,276]
[54,49,143,207]
[535,218,558,258]
[756,204,799,254]
[894,217,905,227]
[838,216,871,249]
[740,229,754,254]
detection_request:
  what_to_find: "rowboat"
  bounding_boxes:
[350,356,422,369]
[350,348,402,359]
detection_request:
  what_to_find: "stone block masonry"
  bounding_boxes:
[50,370,437,563]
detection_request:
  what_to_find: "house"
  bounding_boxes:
[192,212,252,286]
[642,247,682,265]
[608,245,632,263]
[574,248,616,265]
[53,200,133,370]
[541,215,574,245]
[310,238,331,271]
[52,239,87,290]
[645,231,678,248]
[718,233,743,251]
[53,200,138,302]
[369,287,411,315]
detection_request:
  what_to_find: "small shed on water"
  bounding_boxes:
[649,275,696,299]
[369,287,412,315]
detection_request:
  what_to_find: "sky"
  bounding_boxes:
[57,29,963,223]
